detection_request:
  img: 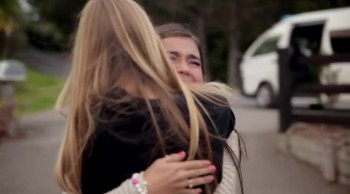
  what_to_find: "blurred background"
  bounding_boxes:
[0,0,350,193]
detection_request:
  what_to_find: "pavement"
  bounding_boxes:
[234,107,349,194]
[0,110,64,194]
[13,49,70,78]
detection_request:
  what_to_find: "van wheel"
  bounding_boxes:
[256,84,276,108]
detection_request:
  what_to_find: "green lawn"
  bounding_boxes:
[15,69,64,114]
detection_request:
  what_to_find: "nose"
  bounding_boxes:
[176,60,190,75]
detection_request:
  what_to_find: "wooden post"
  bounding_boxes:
[278,49,293,133]
[2,82,15,104]
[1,82,17,136]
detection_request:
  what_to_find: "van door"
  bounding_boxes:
[289,23,325,89]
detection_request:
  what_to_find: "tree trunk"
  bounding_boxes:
[195,16,211,80]
[0,30,6,59]
[227,31,241,90]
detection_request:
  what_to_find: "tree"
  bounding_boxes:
[21,0,350,82]
[26,0,87,51]
[0,0,21,58]
[204,0,280,87]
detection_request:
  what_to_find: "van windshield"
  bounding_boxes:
[253,37,279,56]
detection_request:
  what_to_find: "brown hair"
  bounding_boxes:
[157,23,245,194]
[156,23,206,77]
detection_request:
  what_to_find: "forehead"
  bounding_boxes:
[161,37,200,58]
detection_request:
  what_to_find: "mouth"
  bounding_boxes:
[179,74,193,83]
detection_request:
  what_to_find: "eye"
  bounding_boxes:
[188,60,201,67]
[168,54,177,61]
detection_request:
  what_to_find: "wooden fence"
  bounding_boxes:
[278,49,350,132]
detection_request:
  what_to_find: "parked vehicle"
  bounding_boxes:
[240,7,350,108]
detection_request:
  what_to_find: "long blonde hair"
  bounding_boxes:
[55,0,235,193]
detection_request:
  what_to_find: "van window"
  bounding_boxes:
[253,37,279,56]
[330,30,350,54]
[290,23,324,57]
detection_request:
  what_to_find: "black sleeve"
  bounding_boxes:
[175,91,236,139]
[197,98,236,139]
[212,107,235,139]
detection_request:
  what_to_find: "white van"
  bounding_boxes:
[240,7,350,108]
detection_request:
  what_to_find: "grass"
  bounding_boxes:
[14,69,64,114]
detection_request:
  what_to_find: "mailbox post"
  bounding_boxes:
[0,60,26,137]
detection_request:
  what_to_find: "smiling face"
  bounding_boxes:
[161,36,204,83]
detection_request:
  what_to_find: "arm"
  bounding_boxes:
[214,130,240,194]
[88,135,239,194]
[62,179,138,194]
[103,135,240,194]
[63,152,213,194]
[104,178,137,194]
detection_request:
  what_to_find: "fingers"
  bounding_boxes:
[162,151,187,163]
[177,188,202,194]
[180,160,212,170]
[184,165,216,178]
[185,175,215,188]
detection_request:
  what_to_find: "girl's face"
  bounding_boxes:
[161,37,204,83]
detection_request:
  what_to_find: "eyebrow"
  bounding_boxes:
[167,51,200,61]
[188,55,200,61]
[167,51,180,56]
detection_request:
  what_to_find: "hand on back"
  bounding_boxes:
[144,151,216,194]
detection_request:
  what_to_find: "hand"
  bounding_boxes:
[144,151,216,194]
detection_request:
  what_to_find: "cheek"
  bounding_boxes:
[189,68,204,83]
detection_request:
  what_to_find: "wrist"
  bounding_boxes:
[131,172,148,194]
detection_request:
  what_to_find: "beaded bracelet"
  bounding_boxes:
[131,172,148,194]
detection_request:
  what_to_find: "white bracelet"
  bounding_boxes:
[131,172,148,194]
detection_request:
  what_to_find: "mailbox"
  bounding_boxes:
[0,60,26,82]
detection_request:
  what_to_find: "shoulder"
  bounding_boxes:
[194,94,236,138]
[174,91,236,138]
[206,105,235,139]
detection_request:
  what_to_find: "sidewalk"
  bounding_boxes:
[13,49,70,78]
[0,110,64,194]
[234,108,349,194]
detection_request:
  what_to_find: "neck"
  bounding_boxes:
[119,72,157,100]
